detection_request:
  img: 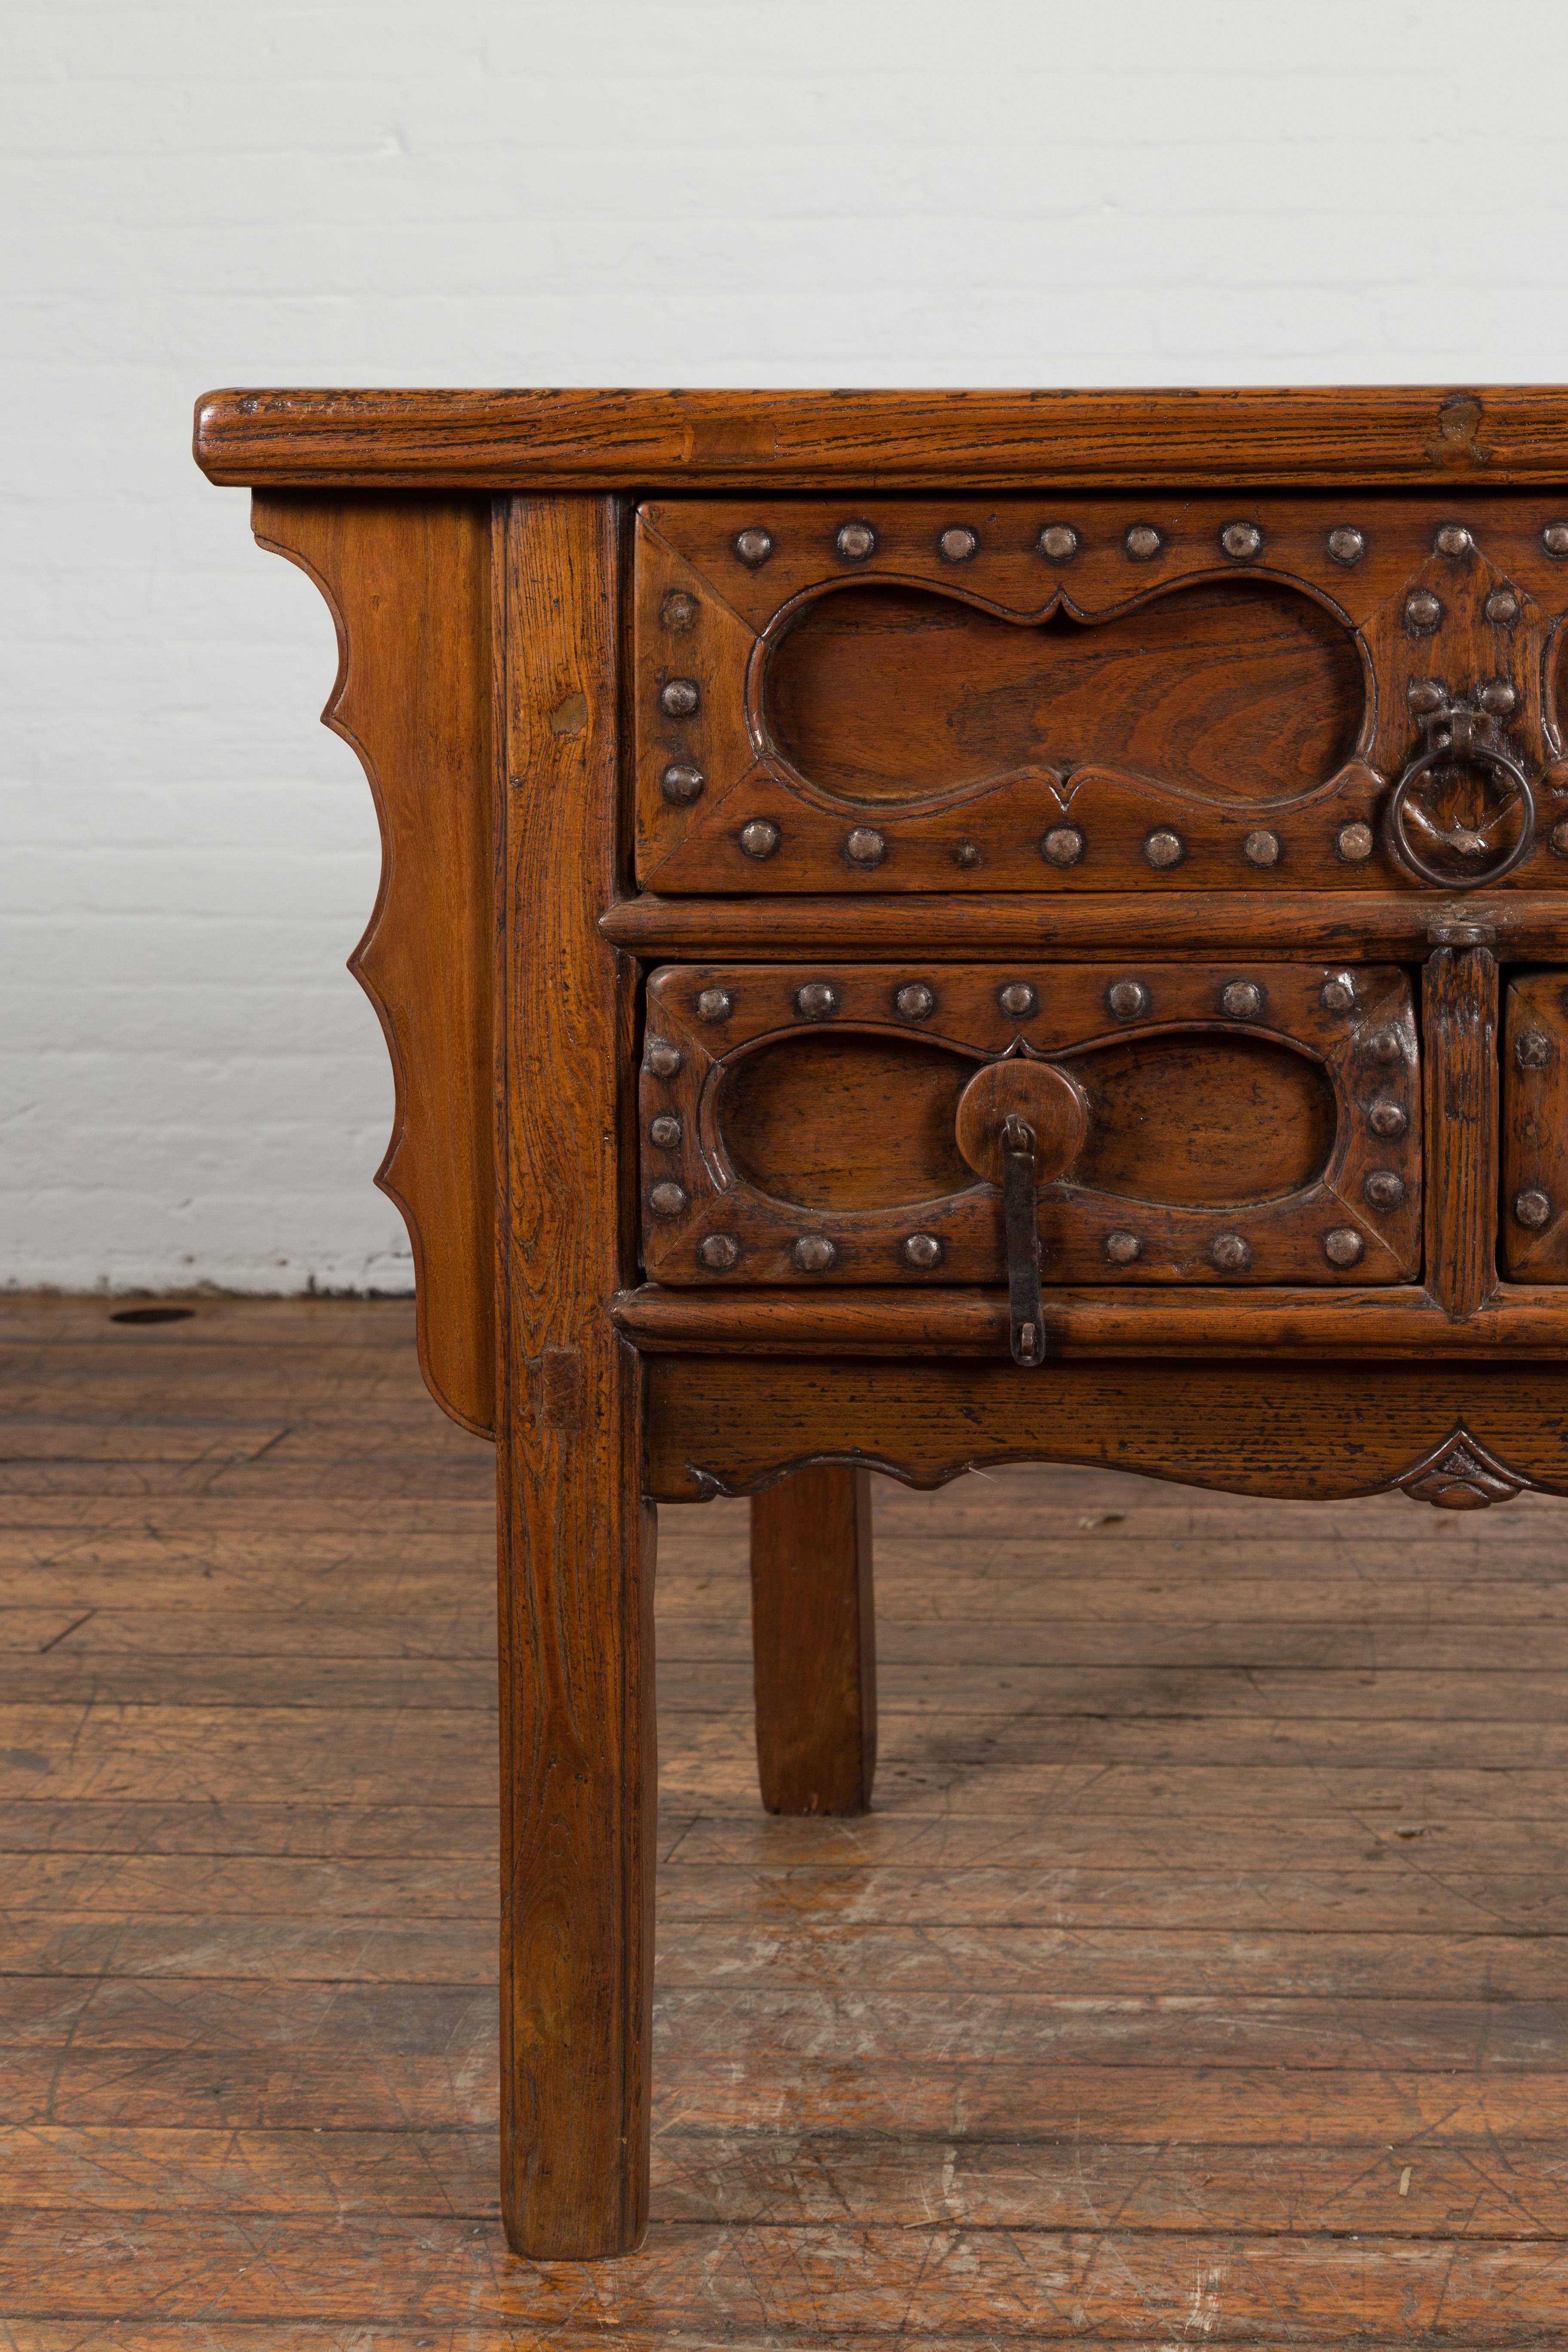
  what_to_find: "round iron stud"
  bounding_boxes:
[835,520,876,562]
[1434,523,1472,557]
[1106,979,1149,1020]
[1543,524,1568,557]
[1405,588,1442,631]
[938,524,978,562]
[1124,523,1163,561]
[1337,821,1375,862]
[1144,828,1185,869]
[643,1038,682,1078]
[658,677,699,717]
[1104,1231,1142,1265]
[1321,974,1357,1011]
[955,841,982,868]
[845,827,887,867]
[1368,1098,1408,1137]
[1327,526,1365,564]
[895,982,936,1022]
[660,762,704,805]
[794,982,839,1020]
[1041,825,1085,867]
[1324,1228,1365,1267]
[1210,1232,1253,1273]
[1486,587,1521,625]
[695,987,733,1023]
[1364,1027,1405,1065]
[1517,1029,1554,1068]
[1222,980,1264,1020]
[1243,829,1281,867]
[1551,820,1568,859]
[903,1233,943,1270]
[998,981,1038,1018]
[1222,521,1262,560]
[792,1234,838,1273]
[648,1181,688,1219]
[738,818,781,860]
[648,1114,682,1149]
[734,527,774,567]
[1514,1188,1553,1229]
[1038,523,1080,562]
[1479,679,1519,715]
[698,1234,741,1271]
[1364,1169,1407,1209]
[660,590,698,631]
[1408,678,1447,715]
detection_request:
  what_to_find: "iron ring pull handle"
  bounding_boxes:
[1384,711,1537,891]
[1001,1113,1047,1368]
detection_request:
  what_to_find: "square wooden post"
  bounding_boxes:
[494,494,655,2258]
[750,1464,877,1814]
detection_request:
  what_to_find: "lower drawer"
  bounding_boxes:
[639,962,1421,1286]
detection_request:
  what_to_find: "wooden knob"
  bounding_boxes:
[955,1057,1087,1188]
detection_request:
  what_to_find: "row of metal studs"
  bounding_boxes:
[661,975,1385,1028]
[715,519,1568,573]
[658,1224,1392,1274]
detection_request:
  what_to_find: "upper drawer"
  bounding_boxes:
[634,494,1568,895]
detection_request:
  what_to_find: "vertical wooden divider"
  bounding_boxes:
[493,495,655,2259]
[751,1465,877,1815]
[1423,946,1500,1321]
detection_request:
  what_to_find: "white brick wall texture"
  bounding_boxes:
[8,0,1568,1291]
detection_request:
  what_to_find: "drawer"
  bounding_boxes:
[634,494,1568,896]
[1504,971,1568,1276]
[640,963,1421,1286]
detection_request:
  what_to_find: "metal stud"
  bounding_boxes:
[1479,679,1519,715]
[939,525,977,562]
[1405,588,1442,631]
[1104,1231,1142,1265]
[1517,1029,1553,1069]
[903,1233,943,1269]
[660,590,698,631]
[794,981,839,1020]
[1324,1228,1365,1267]
[1210,1232,1252,1273]
[1041,825,1085,867]
[1543,524,1568,557]
[1222,980,1264,1020]
[1222,521,1262,560]
[1144,828,1185,869]
[734,527,774,567]
[661,762,704,805]
[1106,979,1149,1020]
[998,981,1038,1018]
[648,1181,688,1218]
[648,1113,682,1148]
[1327,526,1365,565]
[792,1234,838,1272]
[1321,974,1357,1011]
[1552,819,1568,859]
[659,677,699,717]
[643,1037,683,1078]
[699,1233,741,1271]
[1364,1169,1407,1209]
[895,982,936,1022]
[1337,821,1374,862]
[1368,1098,1408,1137]
[1038,523,1080,562]
[1434,522,1472,557]
[739,818,781,860]
[1514,1188,1553,1229]
[1124,523,1163,561]
[1243,829,1281,867]
[955,841,982,868]
[845,827,887,867]
[1364,1027,1405,1065]
[1408,678,1446,715]
[1485,587,1521,625]
[836,520,876,562]
[695,987,733,1023]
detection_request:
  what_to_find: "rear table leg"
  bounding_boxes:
[750,1464,877,1814]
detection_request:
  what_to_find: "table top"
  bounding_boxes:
[193,384,1568,490]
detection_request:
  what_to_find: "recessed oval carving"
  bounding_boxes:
[1067,1034,1336,1205]
[720,1035,974,1208]
[764,580,1363,805]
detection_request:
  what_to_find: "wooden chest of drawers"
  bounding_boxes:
[196,384,1568,2261]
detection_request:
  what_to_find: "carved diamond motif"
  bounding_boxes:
[1396,1427,1531,1510]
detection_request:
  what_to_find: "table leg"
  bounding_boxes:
[750,1464,877,1814]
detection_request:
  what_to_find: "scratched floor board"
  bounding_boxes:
[2,1295,1565,2347]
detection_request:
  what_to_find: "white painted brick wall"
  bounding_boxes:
[8,0,1568,1291]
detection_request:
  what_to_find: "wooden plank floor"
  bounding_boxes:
[1,1294,1566,2347]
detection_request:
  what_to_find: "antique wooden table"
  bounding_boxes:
[196,385,1568,2258]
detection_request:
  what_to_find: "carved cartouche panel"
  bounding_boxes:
[634,496,1568,894]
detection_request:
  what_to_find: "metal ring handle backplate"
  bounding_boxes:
[1385,732,1536,891]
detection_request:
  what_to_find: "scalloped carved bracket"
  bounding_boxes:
[252,493,497,1438]
[1394,1427,1534,1509]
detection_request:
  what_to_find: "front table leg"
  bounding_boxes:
[751,1465,877,1814]
[496,493,653,2257]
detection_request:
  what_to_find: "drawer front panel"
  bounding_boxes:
[635,495,1568,895]
[640,963,1421,1286]
[1504,971,1568,1277]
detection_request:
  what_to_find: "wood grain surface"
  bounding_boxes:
[251,494,497,1437]
[1424,947,1501,1320]
[195,382,1568,488]
[750,1466,876,1816]
[7,1293,1568,2344]
[493,497,653,2257]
